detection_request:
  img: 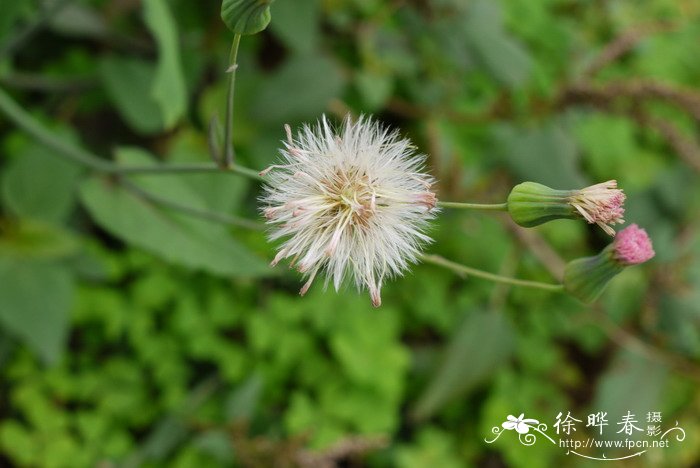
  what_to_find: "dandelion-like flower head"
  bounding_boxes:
[260,116,437,307]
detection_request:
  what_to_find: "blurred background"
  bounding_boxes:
[1,0,699,466]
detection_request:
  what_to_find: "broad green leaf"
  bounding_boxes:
[78,148,270,278]
[167,129,250,214]
[99,56,164,134]
[0,258,73,363]
[221,0,274,35]
[591,349,668,440]
[412,310,514,420]
[252,54,345,124]
[225,373,263,422]
[192,430,234,463]
[1,142,82,222]
[0,0,32,42]
[49,3,108,39]
[0,220,80,260]
[493,120,587,189]
[464,0,532,89]
[355,70,394,111]
[143,0,187,129]
[270,0,319,53]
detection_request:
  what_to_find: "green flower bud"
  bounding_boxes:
[507,182,576,227]
[563,245,623,303]
[507,180,625,236]
[564,224,655,303]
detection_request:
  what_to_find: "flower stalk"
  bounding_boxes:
[222,34,241,167]
[421,254,565,292]
[438,201,508,211]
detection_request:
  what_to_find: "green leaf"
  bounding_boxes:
[221,0,274,35]
[0,0,32,42]
[252,54,345,124]
[270,0,319,53]
[0,220,80,260]
[192,430,234,463]
[412,310,514,420]
[493,120,587,189]
[1,142,82,223]
[78,148,270,278]
[592,349,668,440]
[464,0,532,89]
[99,56,164,134]
[0,258,73,363]
[48,2,109,39]
[167,129,250,214]
[355,70,394,111]
[143,0,187,129]
[225,373,263,422]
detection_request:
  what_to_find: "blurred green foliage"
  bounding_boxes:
[1,0,700,466]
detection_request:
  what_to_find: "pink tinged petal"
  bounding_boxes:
[571,180,626,235]
[369,285,382,308]
[285,124,294,145]
[299,269,319,296]
[270,249,288,267]
[259,166,275,177]
[614,224,655,265]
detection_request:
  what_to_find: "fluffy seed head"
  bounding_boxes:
[613,224,655,265]
[260,115,438,307]
[569,180,625,236]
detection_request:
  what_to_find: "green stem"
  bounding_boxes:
[0,86,263,229]
[438,201,508,211]
[421,254,565,292]
[0,86,262,180]
[222,34,241,168]
[0,86,113,171]
[117,163,263,181]
[120,179,263,230]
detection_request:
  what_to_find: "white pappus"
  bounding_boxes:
[259,115,438,307]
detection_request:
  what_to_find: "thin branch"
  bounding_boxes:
[296,436,389,468]
[558,83,700,173]
[562,80,700,123]
[504,218,566,281]
[635,114,700,173]
[589,309,700,383]
[581,23,677,79]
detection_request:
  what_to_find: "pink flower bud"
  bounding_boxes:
[613,224,655,265]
